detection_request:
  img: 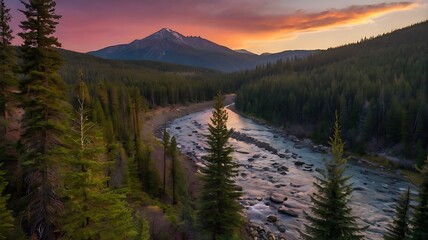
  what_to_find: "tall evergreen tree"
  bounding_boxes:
[18,0,69,238]
[162,126,170,198]
[0,162,14,239]
[384,187,411,240]
[198,93,242,239]
[300,114,364,240]
[0,0,16,136]
[63,81,137,239]
[170,136,178,204]
[411,156,428,240]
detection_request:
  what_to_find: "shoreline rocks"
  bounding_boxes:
[230,130,279,155]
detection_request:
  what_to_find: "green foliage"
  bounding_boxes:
[169,136,177,204]
[0,163,14,239]
[136,217,150,240]
[162,127,170,198]
[198,93,242,239]
[18,0,70,238]
[384,188,411,240]
[60,49,234,107]
[235,21,428,157]
[139,144,161,197]
[0,0,16,136]
[300,114,364,240]
[166,135,195,230]
[63,81,137,239]
[411,156,428,240]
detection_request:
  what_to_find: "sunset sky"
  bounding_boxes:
[5,0,428,54]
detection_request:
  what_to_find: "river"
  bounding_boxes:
[168,105,417,240]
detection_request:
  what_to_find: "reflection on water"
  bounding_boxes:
[168,107,417,240]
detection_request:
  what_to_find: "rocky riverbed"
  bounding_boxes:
[168,106,417,240]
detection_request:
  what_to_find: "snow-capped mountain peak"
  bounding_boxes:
[88,28,315,72]
[151,28,183,39]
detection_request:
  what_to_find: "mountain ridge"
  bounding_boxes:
[88,28,316,72]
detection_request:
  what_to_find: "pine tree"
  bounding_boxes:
[411,156,428,240]
[0,162,14,239]
[384,187,411,240]
[162,126,170,198]
[136,217,150,240]
[0,0,16,136]
[300,114,364,240]
[170,136,178,204]
[63,80,136,239]
[18,0,69,239]
[198,93,242,239]
[140,145,161,197]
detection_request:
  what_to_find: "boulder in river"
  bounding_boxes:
[276,223,286,233]
[283,200,305,209]
[270,193,287,204]
[236,150,250,154]
[353,185,369,191]
[294,161,305,166]
[278,206,298,217]
[277,166,289,172]
[266,214,277,223]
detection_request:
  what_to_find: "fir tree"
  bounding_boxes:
[162,126,170,199]
[411,156,428,240]
[18,0,70,239]
[0,162,14,239]
[170,136,178,204]
[198,93,242,239]
[384,187,411,240]
[63,80,136,239]
[300,114,365,240]
[140,145,161,197]
[0,0,16,136]
[136,217,150,240]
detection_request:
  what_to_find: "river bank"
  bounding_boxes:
[228,104,423,187]
[142,94,236,199]
[143,98,418,240]
[168,105,417,240]
[141,95,245,239]
[143,94,235,139]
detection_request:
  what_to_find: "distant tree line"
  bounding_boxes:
[60,50,237,107]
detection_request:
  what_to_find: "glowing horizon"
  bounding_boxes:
[5,0,428,54]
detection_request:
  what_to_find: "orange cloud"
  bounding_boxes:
[258,2,416,32]
[8,0,419,52]
[206,1,417,48]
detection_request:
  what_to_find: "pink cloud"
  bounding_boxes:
[6,0,419,52]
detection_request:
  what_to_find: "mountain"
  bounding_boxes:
[88,28,315,72]
[234,49,257,55]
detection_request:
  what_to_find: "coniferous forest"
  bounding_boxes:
[235,21,428,165]
[0,0,427,240]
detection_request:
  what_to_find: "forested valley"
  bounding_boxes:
[235,21,428,166]
[1,1,427,240]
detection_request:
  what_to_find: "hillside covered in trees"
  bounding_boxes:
[0,0,238,239]
[235,21,428,165]
[59,49,236,106]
